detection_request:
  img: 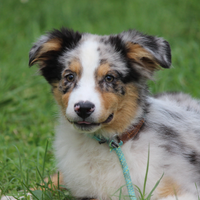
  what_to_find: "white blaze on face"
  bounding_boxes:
[66,39,102,121]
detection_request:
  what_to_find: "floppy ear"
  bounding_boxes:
[119,30,171,79]
[29,37,62,66]
[29,28,82,84]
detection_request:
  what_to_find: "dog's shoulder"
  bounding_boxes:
[154,92,200,113]
[143,94,200,153]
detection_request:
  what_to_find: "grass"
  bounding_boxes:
[0,0,200,199]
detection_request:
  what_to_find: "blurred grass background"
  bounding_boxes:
[0,0,200,198]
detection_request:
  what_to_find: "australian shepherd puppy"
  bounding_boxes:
[29,28,200,200]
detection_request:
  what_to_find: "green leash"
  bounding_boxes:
[93,135,137,200]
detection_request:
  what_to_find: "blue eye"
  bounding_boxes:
[105,75,114,83]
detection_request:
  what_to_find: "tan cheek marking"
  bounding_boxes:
[53,61,81,118]
[157,177,181,198]
[98,92,119,123]
[126,43,159,71]
[52,85,70,117]
[61,92,72,112]
[54,60,81,116]
[100,84,139,134]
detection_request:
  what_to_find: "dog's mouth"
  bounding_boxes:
[72,114,114,131]
[102,113,114,124]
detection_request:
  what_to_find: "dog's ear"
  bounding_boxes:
[29,28,82,84]
[118,30,171,79]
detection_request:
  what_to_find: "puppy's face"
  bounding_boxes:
[57,39,140,134]
[29,28,171,135]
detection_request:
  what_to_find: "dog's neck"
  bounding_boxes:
[118,118,145,144]
[93,118,145,146]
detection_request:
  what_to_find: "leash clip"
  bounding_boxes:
[109,135,123,149]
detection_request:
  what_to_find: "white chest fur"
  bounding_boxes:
[54,115,163,200]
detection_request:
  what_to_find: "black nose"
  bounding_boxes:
[74,101,95,119]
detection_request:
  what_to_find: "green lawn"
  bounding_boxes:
[0,0,200,199]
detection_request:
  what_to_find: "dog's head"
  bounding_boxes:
[29,28,171,135]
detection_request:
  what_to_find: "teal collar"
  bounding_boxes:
[93,118,144,148]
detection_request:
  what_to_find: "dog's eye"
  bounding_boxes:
[105,75,114,83]
[65,74,75,82]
